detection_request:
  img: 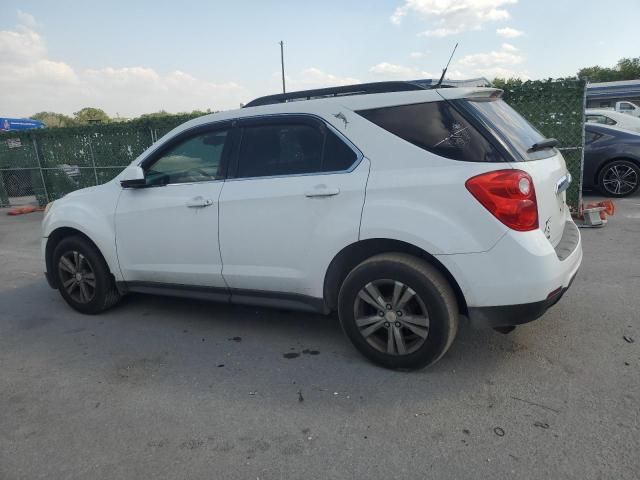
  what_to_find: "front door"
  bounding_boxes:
[115,125,232,287]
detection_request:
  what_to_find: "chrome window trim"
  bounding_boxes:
[223,159,365,183]
[134,112,364,185]
[122,178,225,190]
[162,178,225,187]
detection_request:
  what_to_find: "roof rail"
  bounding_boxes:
[243,81,428,108]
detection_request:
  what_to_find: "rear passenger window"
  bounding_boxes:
[238,124,322,178]
[357,101,503,163]
[236,122,358,178]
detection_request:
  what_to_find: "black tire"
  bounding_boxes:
[52,236,121,314]
[597,159,640,197]
[338,253,458,370]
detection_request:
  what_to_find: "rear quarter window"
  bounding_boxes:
[463,98,556,161]
[356,101,504,163]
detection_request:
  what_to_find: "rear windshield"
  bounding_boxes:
[463,98,556,161]
[356,101,504,163]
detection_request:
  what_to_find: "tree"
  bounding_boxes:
[617,57,640,79]
[577,57,640,82]
[492,57,640,87]
[31,111,77,128]
[134,109,214,121]
[189,108,213,116]
[73,107,110,124]
[491,77,524,89]
[137,110,172,120]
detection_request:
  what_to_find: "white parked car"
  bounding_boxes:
[615,100,640,117]
[42,82,582,369]
[586,108,640,133]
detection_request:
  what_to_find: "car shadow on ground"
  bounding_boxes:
[0,277,558,400]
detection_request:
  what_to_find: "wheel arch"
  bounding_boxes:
[45,227,115,281]
[323,238,467,314]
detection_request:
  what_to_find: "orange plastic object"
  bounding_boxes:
[6,206,43,216]
[583,200,615,220]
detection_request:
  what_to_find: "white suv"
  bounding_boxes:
[42,82,582,369]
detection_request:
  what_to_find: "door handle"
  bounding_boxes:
[305,186,340,198]
[186,196,214,208]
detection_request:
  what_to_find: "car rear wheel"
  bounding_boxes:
[52,236,121,314]
[598,160,640,197]
[338,253,458,370]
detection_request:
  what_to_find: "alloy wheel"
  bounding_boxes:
[58,250,96,304]
[353,279,430,355]
[602,164,638,196]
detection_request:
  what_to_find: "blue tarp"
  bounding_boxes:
[0,118,45,132]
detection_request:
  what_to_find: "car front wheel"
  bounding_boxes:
[338,253,458,370]
[52,236,121,314]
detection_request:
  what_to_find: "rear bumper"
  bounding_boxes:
[436,216,582,328]
[467,271,577,328]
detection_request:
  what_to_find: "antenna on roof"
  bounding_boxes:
[434,42,458,88]
[279,41,286,94]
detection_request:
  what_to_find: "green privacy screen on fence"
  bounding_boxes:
[0,79,586,208]
[0,114,199,207]
[499,79,586,209]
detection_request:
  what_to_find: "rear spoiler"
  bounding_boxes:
[437,88,503,102]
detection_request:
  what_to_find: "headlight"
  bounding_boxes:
[44,201,54,215]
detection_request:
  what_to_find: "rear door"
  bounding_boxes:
[463,97,570,246]
[218,115,368,299]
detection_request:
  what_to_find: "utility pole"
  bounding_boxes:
[279,41,286,93]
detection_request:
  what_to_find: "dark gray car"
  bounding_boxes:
[584,123,640,197]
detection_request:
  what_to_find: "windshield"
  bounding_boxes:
[465,98,556,161]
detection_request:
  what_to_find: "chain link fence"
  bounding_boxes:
[0,133,45,206]
[500,79,587,208]
[0,114,199,207]
[1,79,586,209]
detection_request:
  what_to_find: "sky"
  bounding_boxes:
[1,0,638,118]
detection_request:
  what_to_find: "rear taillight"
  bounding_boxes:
[465,169,538,231]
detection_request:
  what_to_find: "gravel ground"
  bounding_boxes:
[0,193,638,479]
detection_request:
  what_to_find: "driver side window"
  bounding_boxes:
[145,129,228,186]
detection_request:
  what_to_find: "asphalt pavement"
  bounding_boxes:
[0,194,638,479]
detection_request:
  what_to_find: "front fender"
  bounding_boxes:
[42,182,122,281]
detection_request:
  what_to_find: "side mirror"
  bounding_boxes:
[120,165,146,188]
